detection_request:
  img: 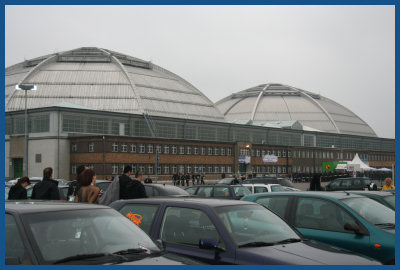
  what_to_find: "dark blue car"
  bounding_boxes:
[109,198,379,265]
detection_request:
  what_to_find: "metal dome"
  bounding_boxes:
[215,83,377,137]
[5,47,225,122]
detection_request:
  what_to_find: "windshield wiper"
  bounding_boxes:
[53,253,128,264]
[238,241,275,248]
[374,223,395,228]
[113,248,151,255]
[274,238,302,244]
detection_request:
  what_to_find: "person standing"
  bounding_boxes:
[309,173,322,191]
[74,169,100,204]
[130,171,148,198]
[67,164,88,201]
[144,175,153,183]
[382,178,395,190]
[119,166,147,199]
[8,177,30,200]
[31,167,60,200]
[185,172,190,186]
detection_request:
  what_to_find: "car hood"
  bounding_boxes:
[236,241,380,265]
[114,253,203,265]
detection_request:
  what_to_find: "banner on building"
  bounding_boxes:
[322,161,347,172]
[239,156,251,164]
[262,154,278,163]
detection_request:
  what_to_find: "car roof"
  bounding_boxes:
[242,183,280,187]
[113,197,256,208]
[6,201,110,214]
[95,180,112,183]
[245,191,366,200]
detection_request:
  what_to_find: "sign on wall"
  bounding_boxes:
[262,154,278,163]
[239,156,251,164]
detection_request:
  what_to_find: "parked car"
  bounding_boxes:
[324,177,374,191]
[93,180,112,197]
[185,184,251,200]
[217,178,242,185]
[25,185,72,201]
[343,191,395,210]
[242,191,395,264]
[144,184,190,197]
[242,177,294,188]
[109,197,379,265]
[7,177,42,186]
[5,201,201,265]
[242,183,288,194]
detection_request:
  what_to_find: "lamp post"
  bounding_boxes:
[15,84,37,177]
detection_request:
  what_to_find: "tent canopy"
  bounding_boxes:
[346,153,374,172]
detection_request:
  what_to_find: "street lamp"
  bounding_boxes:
[15,84,37,177]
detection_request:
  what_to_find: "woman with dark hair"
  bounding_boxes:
[74,169,100,204]
[8,177,30,200]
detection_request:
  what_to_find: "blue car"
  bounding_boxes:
[242,191,395,264]
[109,197,379,265]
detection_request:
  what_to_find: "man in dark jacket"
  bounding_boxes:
[31,167,60,200]
[119,166,148,199]
[8,177,30,200]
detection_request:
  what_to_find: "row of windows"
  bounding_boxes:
[5,115,50,134]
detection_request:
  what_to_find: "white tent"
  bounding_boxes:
[347,153,374,172]
[374,167,392,172]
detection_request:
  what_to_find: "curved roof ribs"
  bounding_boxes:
[250,84,269,121]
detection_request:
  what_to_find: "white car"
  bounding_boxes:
[242,183,287,194]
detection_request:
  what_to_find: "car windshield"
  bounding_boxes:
[218,178,234,184]
[341,197,395,226]
[215,204,300,247]
[270,185,284,192]
[23,208,159,263]
[383,195,395,209]
[233,186,252,197]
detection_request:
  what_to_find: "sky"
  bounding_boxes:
[5,5,395,139]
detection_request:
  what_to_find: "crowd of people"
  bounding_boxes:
[172,172,205,186]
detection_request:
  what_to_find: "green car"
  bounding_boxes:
[241,191,395,264]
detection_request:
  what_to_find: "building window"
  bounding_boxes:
[148,144,153,154]
[227,148,232,156]
[251,149,255,157]
[221,166,225,173]
[201,147,206,155]
[179,165,184,173]
[288,151,291,157]
[172,145,177,154]
[283,167,287,173]
[214,147,219,156]
[208,166,213,173]
[194,165,199,173]
[227,166,232,173]
[187,146,192,155]
[282,150,286,157]
[164,145,170,154]
[88,142,94,153]
[72,143,77,152]
[293,151,296,158]
[156,144,162,154]
[121,143,128,153]
[208,147,213,155]
[221,148,225,156]
[139,144,145,153]
[71,164,77,174]
[277,150,281,157]
[139,165,145,173]
[157,166,161,174]
[35,154,42,163]
[172,165,177,174]
[194,147,199,155]
[214,166,219,173]
[187,165,192,173]
[256,149,260,157]
[164,165,170,174]
[180,146,185,155]
[147,165,153,174]
[130,143,136,153]
[112,142,118,152]
[131,164,137,174]
[112,164,119,174]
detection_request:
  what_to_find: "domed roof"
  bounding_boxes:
[5,47,225,122]
[215,83,377,137]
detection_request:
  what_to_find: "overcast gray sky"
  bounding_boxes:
[5,5,395,139]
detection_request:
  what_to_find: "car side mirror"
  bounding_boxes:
[155,239,165,250]
[344,222,363,234]
[199,238,225,252]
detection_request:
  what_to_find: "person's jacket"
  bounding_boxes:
[8,184,28,200]
[31,178,59,200]
[119,174,147,199]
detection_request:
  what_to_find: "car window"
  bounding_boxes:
[233,186,252,197]
[383,195,395,209]
[197,187,213,198]
[363,179,371,186]
[254,187,268,193]
[353,179,361,187]
[330,179,341,188]
[185,187,197,195]
[119,204,159,235]
[244,186,253,192]
[213,187,230,197]
[341,179,352,188]
[271,185,284,192]
[5,214,26,264]
[160,207,222,246]
[294,198,355,233]
[256,196,289,219]
[96,182,110,191]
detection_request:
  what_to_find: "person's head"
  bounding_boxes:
[135,171,143,181]
[123,165,132,176]
[78,169,96,186]
[43,167,53,179]
[76,165,88,176]
[385,178,392,186]
[17,176,30,188]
